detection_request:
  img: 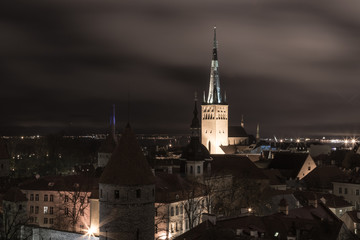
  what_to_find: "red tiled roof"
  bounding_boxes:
[99,125,155,186]
[19,175,98,192]
[211,155,267,180]
[301,166,347,190]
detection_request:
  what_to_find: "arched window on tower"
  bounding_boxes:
[197,166,201,174]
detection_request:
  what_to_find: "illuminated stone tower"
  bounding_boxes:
[99,124,155,240]
[201,27,228,154]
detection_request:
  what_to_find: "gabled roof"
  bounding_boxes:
[175,203,346,240]
[0,138,10,159]
[211,155,267,180]
[293,191,352,209]
[262,169,286,185]
[99,125,155,186]
[301,166,347,190]
[228,126,248,138]
[268,152,310,179]
[345,210,360,223]
[3,187,27,202]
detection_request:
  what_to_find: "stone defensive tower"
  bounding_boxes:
[201,27,228,154]
[99,124,155,240]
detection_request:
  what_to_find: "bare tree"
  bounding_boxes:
[1,201,32,240]
[181,181,208,230]
[56,182,92,232]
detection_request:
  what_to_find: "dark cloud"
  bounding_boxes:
[2,0,360,137]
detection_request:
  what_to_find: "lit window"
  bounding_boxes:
[44,206,48,214]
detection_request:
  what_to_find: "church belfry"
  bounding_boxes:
[201,27,228,154]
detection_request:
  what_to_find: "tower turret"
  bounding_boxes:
[182,98,211,177]
[191,92,200,138]
[99,124,155,240]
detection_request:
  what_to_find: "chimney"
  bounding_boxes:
[279,198,289,215]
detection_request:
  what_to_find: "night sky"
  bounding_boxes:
[2,0,360,137]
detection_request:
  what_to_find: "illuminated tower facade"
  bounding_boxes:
[201,27,228,154]
[99,124,155,240]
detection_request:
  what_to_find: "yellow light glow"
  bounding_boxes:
[352,139,356,144]
[248,208,252,212]
[296,139,300,143]
[85,226,96,237]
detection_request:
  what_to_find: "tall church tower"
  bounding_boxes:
[201,27,228,154]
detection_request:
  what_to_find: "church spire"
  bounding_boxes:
[191,92,200,137]
[111,104,117,144]
[207,27,222,104]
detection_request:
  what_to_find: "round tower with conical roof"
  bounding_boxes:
[99,124,155,240]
